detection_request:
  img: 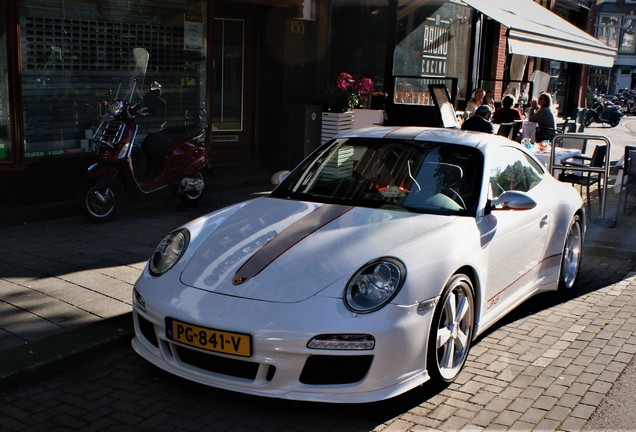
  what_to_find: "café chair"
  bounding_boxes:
[496,122,513,138]
[554,134,588,154]
[619,146,636,212]
[535,126,557,143]
[496,122,522,141]
[538,118,573,145]
[558,144,608,216]
[510,121,523,142]
[556,117,574,134]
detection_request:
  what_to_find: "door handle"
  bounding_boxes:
[540,215,550,228]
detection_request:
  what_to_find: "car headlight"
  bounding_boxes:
[149,229,190,276]
[344,258,406,313]
[110,100,125,116]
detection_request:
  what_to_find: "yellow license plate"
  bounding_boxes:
[166,318,251,357]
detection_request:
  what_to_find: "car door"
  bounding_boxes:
[482,146,550,318]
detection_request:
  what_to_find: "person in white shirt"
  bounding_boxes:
[464,88,485,118]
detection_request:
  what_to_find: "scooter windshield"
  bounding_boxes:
[113,47,149,104]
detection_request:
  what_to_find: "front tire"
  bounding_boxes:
[427,274,475,383]
[609,118,621,127]
[80,181,117,223]
[558,215,583,291]
[178,170,206,205]
[584,114,594,127]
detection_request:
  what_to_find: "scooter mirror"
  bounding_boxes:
[150,81,162,95]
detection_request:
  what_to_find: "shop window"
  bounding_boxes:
[597,15,621,49]
[392,1,473,108]
[620,16,636,55]
[211,19,244,132]
[18,0,207,159]
[0,9,11,161]
[328,1,389,93]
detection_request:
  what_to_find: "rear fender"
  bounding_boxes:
[180,141,209,175]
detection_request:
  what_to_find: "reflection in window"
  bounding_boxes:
[0,10,10,161]
[392,1,472,106]
[620,17,636,54]
[277,138,483,215]
[597,15,621,49]
[489,147,543,199]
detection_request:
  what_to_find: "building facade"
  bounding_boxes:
[594,0,636,93]
[0,0,614,219]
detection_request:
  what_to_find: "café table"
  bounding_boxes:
[529,145,581,175]
[520,121,537,142]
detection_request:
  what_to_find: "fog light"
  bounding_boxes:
[307,334,375,350]
[134,289,146,312]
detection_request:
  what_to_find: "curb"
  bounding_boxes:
[0,313,133,389]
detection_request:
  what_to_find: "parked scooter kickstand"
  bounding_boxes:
[79,47,210,223]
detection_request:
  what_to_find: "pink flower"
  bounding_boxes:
[336,72,355,91]
[356,77,375,94]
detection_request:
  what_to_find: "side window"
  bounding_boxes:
[489,147,544,198]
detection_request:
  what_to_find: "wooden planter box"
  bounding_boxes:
[321,111,354,144]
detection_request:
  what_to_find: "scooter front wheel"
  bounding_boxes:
[80,181,117,222]
[609,118,621,127]
[178,171,206,205]
[584,114,594,127]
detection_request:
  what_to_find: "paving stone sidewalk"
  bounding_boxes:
[1,122,636,430]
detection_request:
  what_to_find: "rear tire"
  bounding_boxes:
[80,181,117,223]
[427,274,475,383]
[178,170,206,205]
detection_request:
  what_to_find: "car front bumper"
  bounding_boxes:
[131,284,434,403]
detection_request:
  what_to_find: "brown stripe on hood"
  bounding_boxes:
[233,204,353,285]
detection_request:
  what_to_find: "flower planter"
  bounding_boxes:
[321,111,354,144]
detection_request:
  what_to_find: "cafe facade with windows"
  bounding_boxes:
[593,0,636,93]
[0,0,614,216]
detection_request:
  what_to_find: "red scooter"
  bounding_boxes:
[79,48,209,223]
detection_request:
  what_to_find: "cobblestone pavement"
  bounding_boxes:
[2,122,636,430]
[0,257,636,431]
[0,253,634,431]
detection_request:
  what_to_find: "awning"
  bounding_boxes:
[463,0,616,68]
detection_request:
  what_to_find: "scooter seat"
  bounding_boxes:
[142,125,201,156]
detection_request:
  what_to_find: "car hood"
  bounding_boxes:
[180,197,452,302]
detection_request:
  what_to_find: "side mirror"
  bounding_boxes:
[490,190,537,210]
[271,170,290,186]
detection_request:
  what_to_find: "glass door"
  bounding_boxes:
[210,17,253,164]
[212,18,244,133]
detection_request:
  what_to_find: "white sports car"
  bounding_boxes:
[132,127,585,403]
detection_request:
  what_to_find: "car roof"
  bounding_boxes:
[338,126,514,151]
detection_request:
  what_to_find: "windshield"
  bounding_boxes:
[271,138,483,216]
[108,47,149,104]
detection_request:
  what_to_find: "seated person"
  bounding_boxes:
[461,105,494,134]
[492,95,522,124]
[528,92,557,142]
[483,90,496,110]
[463,88,485,118]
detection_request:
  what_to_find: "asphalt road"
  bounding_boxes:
[584,347,636,431]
